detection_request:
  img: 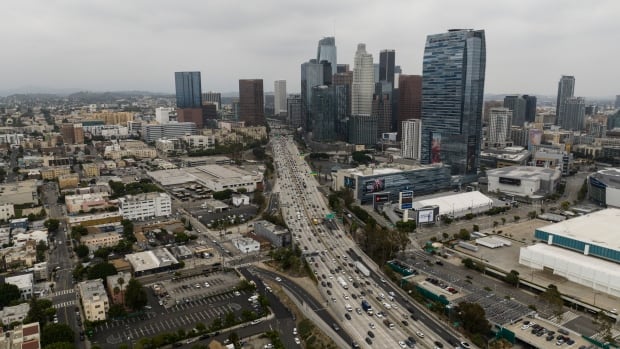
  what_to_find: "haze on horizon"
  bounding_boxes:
[1,0,619,98]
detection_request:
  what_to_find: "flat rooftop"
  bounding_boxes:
[538,208,620,251]
[147,164,262,187]
[522,244,620,278]
[125,248,178,272]
[487,165,559,179]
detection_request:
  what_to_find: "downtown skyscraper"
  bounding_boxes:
[317,37,337,78]
[420,29,486,179]
[238,79,264,126]
[378,49,395,86]
[274,80,287,117]
[556,75,575,126]
[351,43,374,116]
[175,72,202,108]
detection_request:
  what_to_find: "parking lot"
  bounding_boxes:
[505,317,593,349]
[193,205,258,229]
[154,272,241,308]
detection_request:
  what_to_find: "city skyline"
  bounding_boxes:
[1,0,619,97]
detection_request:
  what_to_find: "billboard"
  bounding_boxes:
[417,209,435,223]
[363,178,385,193]
[382,132,397,142]
[374,193,390,203]
[431,132,442,164]
[399,191,413,210]
[528,129,542,151]
[344,176,356,189]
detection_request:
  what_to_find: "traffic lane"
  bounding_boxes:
[251,268,354,346]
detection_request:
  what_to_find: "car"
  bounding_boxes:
[345,313,351,320]
[460,342,471,348]
[365,337,372,345]
[367,331,375,338]
[356,308,362,315]
[407,337,417,344]
[416,331,424,338]
[294,337,301,345]
[404,339,416,348]
[399,341,407,348]
[369,322,375,329]
[434,341,444,348]
[275,277,282,282]
[380,278,387,283]
[401,320,409,326]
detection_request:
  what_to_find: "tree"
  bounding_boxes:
[41,323,75,347]
[513,215,521,222]
[43,343,75,349]
[87,262,117,280]
[75,245,89,258]
[0,283,21,307]
[561,201,570,211]
[25,298,54,326]
[124,278,147,311]
[108,303,127,319]
[501,217,506,225]
[504,270,520,287]
[224,311,236,327]
[44,219,60,232]
[472,224,480,232]
[117,277,125,306]
[457,228,471,240]
[456,302,490,335]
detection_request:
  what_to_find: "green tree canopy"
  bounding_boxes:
[41,323,75,347]
[124,278,147,311]
[44,219,60,232]
[43,342,76,349]
[456,302,490,335]
[0,283,21,308]
[75,245,89,258]
[87,262,117,280]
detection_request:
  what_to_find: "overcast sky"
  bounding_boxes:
[1,0,618,97]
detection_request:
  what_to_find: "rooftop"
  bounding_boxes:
[538,208,620,251]
[147,164,262,187]
[125,248,179,272]
[338,163,441,178]
[589,168,620,188]
[78,279,107,300]
[522,243,620,277]
[5,273,34,289]
[487,165,560,179]
[412,191,494,214]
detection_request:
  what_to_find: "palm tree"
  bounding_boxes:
[117,277,125,306]
[113,286,120,304]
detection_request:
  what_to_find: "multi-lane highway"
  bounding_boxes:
[270,135,467,349]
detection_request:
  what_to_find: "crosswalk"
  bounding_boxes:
[52,289,75,297]
[53,300,76,309]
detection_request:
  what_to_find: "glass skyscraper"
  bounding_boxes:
[317,37,337,78]
[420,29,486,180]
[555,75,575,126]
[174,71,202,108]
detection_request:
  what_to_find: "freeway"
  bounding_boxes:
[270,135,466,348]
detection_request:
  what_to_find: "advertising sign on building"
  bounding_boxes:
[399,191,413,210]
[363,178,385,193]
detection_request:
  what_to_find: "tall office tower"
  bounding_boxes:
[301,59,331,131]
[401,119,422,160]
[373,93,392,137]
[561,97,585,131]
[555,75,575,126]
[202,92,222,110]
[264,94,275,116]
[287,94,302,129]
[373,64,380,83]
[616,95,620,109]
[503,95,527,127]
[333,72,353,140]
[317,37,337,78]
[348,114,378,146]
[155,107,175,124]
[420,29,486,179]
[379,50,396,86]
[311,85,337,142]
[351,44,374,116]
[274,80,287,117]
[523,95,537,122]
[238,79,264,126]
[397,75,422,139]
[337,64,350,73]
[607,112,620,130]
[175,72,202,108]
[488,108,512,148]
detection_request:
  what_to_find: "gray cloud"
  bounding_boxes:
[0,0,618,97]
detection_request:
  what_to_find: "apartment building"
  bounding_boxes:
[82,231,122,252]
[78,279,110,321]
[118,192,172,220]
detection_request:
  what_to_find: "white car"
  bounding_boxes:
[369,322,375,329]
[416,331,424,338]
[398,341,407,348]
[275,277,282,282]
[294,337,301,345]
[383,302,391,309]
[293,327,297,335]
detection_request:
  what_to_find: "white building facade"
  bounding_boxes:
[401,119,422,160]
[488,107,512,148]
[155,107,175,124]
[351,43,374,116]
[118,192,172,220]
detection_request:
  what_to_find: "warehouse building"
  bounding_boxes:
[587,168,620,208]
[411,191,494,219]
[486,166,560,199]
[519,208,620,297]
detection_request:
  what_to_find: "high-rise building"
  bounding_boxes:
[615,95,620,109]
[287,94,302,129]
[311,85,337,142]
[301,59,331,131]
[317,37,337,78]
[373,93,392,137]
[202,92,222,110]
[607,111,620,130]
[503,95,527,127]
[397,75,422,139]
[176,108,203,128]
[420,29,486,179]
[61,123,84,144]
[337,64,350,73]
[274,80,287,117]
[238,79,264,126]
[401,119,422,160]
[488,108,512,148]
[561,97,585,131]
[523,95,537,122]
[379,50,396,86]
[556,75,575,126]
[175,72,202,109]
[348,114,377,146]
[351,44,374,116]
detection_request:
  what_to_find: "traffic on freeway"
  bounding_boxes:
[271,135,468,349]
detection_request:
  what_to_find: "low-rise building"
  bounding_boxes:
[33,262,48,282]
[81,231,122,252]
[0,240,37,270]
[58,173,80,189]
[105,272,130,305]
[487,166,561,199]
[0,303,30,325]
[0,203,15,222]
[169,245,193,260]
[0,227,10,246]
[78,279,110,321]
[82,163,101,177]
[147,164,263,192]
[155,138,183,156]
[125,248,179,276]
[118,192,172,220]
[5,273,34,300]
[9,218,29,231]
[0,322,41,349]
[40,166,71,180]
[183,134,215,150]
[65,192,111,214]
[232,237,260,254]
[11,230,47,247]
[231,194,250,207]
[66,211,122,228]
[254,220,291,248]
[532,147,573,176]
[0,180,38,206]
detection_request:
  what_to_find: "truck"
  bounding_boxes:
[337,276,348,290]
[361,300,372,312]
[355,261,371,277]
